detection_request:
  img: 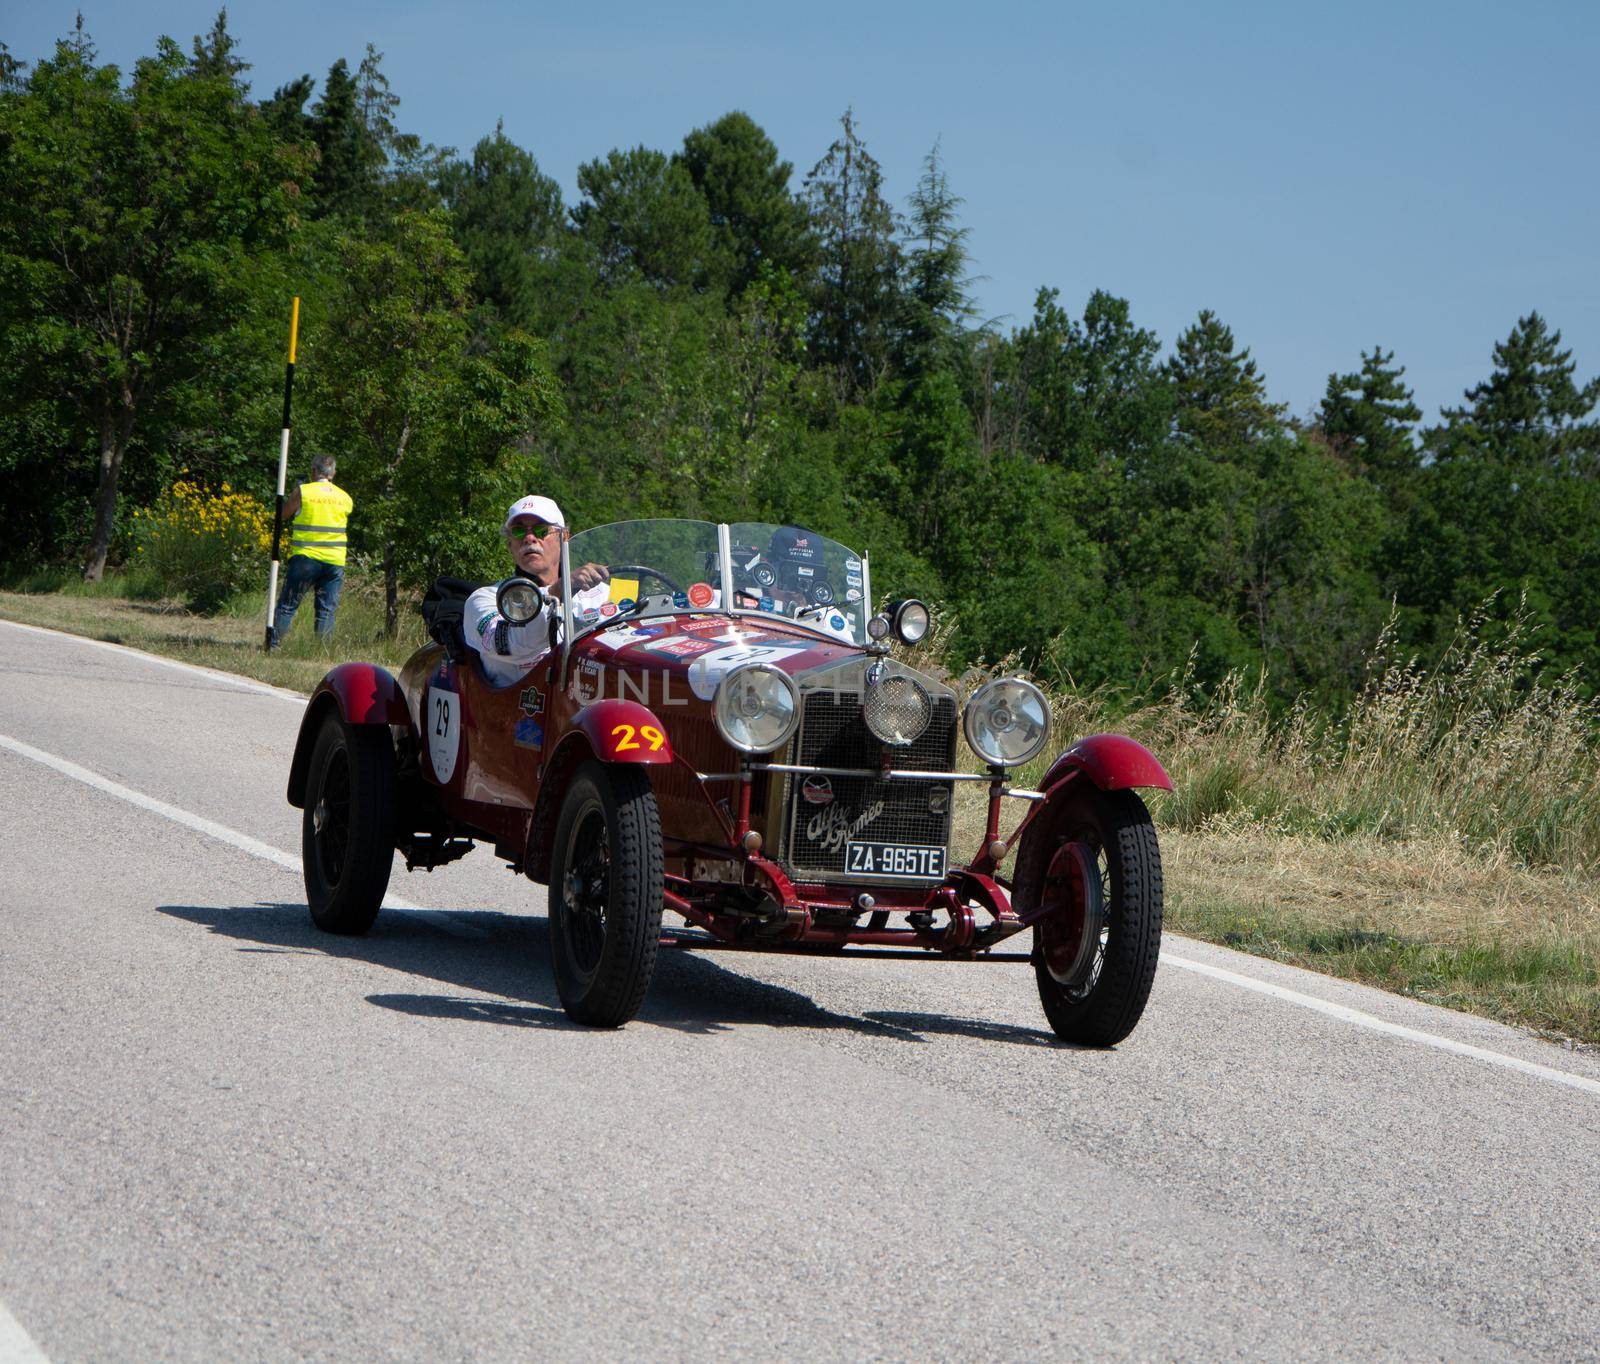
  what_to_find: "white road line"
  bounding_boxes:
[0,732,483,939]
[1163,952,1600,1098]
[0,1300,51,1364]
[0,618,306,704]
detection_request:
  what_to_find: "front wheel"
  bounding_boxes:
[1016,787,1162,1046]
[549,760,663,1026]
[302,712,397,934]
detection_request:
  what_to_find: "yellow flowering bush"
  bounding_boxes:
[133,479,273,611]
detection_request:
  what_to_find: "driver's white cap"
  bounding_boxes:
[503,495,565,532]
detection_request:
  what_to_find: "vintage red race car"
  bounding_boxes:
[286,518,1171,1044]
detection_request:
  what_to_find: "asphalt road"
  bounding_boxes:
[2,619,1598,1362]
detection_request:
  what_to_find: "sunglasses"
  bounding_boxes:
[509,521,558,540]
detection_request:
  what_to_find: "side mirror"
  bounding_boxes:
[496,577,546,625]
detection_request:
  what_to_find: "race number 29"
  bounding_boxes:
[426,684,460,783]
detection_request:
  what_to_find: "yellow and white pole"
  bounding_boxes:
[264,297,300,650]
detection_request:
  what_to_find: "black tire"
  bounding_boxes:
[302,711,397,934]
[1017,787,1162,1046]
[549,760,664,1027]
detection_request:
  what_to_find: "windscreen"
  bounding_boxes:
[561,519,869,645]
[725,522,868,645]
[563,519,725,636]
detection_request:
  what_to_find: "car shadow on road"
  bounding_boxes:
[155,901,1066,1048]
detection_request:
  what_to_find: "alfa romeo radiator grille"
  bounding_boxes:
[781,687,957,882]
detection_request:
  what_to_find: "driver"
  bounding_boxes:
[465,496,611,685]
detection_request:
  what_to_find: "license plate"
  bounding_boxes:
[845,841,947,879]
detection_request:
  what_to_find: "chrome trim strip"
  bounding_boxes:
[559,535,573,688]
[756,763,994,782]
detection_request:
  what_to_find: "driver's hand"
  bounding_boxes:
[572,562,610,591]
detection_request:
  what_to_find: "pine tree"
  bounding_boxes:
[310,59,365,216]
[802,108,901,398]
[1319,345,1421,492]
[188,9,248,84]
[572,146,722,290]
[1166,309,1283,453]
[1434,312,1599,473]
[896,140,974,382]
[677,111,814,296]
[439,122,565,329]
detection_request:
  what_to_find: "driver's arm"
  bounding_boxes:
[463,584,554,676]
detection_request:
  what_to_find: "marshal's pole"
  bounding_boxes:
[264,296,300,650]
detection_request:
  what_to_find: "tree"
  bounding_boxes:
[1433,312,1599,473]
[306,210,474,632]
[677,111,814,296]
[0,29,305,579]
[895,141,974,381]
[571,146,723,290]
[1318,345,1421,493]
[438,123,566,330]
[802,109,901,399]
[1166,310,1283,453]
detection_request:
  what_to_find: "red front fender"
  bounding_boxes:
[287,663,413,808]
[1041,733,1172,793]
[572,698,675,763]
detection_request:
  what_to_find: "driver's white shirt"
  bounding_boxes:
[464,580,611,686]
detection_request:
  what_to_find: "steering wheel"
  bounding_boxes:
[606,564,687,598]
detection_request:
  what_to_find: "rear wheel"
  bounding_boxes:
[302,712,397,934]
[549,761,663,1026]
[1017,787,1162,1046]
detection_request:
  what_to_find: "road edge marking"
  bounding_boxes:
[0,1299,51,1364]
[1163,951,1600,1098]
[0,732,484,938]
[0,617,306,704]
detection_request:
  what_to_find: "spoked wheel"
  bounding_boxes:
[1017,787,1162,1046]
[302,712,397,934]
[549,760,663,1026]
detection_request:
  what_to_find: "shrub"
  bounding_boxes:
[132,480,272,612]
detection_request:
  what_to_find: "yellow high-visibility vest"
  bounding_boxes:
[289,481,353,566]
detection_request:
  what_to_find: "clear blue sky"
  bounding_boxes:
[12,0,1598,423]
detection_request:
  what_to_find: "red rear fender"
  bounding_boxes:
[286,663,413,808]
[1041,733,1172,793]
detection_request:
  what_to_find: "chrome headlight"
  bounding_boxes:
[864,670,931,746]
[963,677,1050,767]
[714,665,799,754]
[890,599,930,646]
[496,577,545,625]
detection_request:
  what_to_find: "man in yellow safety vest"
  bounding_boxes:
[270,453,353,646]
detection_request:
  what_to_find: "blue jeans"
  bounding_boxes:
[274,556,344,640]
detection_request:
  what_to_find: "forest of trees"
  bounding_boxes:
[3,14,1598,698]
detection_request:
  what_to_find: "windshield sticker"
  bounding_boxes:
[594,624,665,651]
[671,590,690,608]
[577,606,601,622]
[616,597,636,612]
[687,582,715,609]
[687,644,807,700]
[599,601,618,618]
[845,558,861,571]
[637,635,720,659]
[844,588,862,603]
[514,717,544,750]
[759,595,777,613]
